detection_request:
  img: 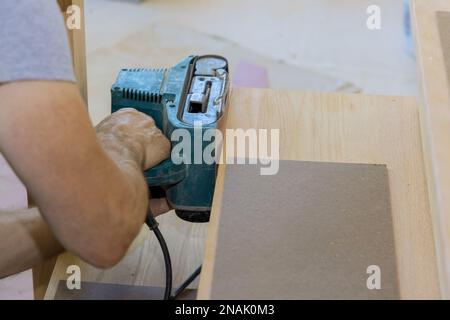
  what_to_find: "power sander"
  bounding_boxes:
[111,55,229,223]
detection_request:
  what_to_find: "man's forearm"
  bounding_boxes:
[0,207,63,279]
[0,82,169,269]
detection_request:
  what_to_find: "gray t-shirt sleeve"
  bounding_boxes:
[0,0,76,83]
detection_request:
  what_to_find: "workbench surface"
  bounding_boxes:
[46,88,440,299]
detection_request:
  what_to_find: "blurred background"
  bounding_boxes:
[84,0,416,124]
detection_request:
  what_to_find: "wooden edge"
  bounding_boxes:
[197,162,227,298]
[58,0,88,103]
[410,0,450,299]
[197,86,235,299]
[44,252,80,300]
[32,257,58,300]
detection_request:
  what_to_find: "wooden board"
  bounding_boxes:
[198,88,440,299]
[32,257,57,300]
[46,88,439,299]
[410,0,450,299]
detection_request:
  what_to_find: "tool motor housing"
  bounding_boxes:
[111,55,229,222]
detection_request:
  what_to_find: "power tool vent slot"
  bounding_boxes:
[127,68,167,73]
[122,89,162,103]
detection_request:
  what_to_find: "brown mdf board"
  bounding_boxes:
[410,0,450,298]
[208,161,398,299]
[45,89,439,299]
[198,88,440,299]
[53,281,196,300]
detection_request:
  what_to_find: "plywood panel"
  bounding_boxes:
[57,0,88,103]
[410,0,450,299]
[199,88,439,299]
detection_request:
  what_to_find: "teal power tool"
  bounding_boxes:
[111,55,229,223]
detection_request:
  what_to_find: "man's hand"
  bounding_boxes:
[95,108,170,171]
[96,108,172,217]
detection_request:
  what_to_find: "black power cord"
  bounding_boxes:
[146,209,202,300]
[171,265,202,299]
[146,212,172,300]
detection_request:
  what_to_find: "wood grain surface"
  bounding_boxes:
[57,0,88,103]
[198,88,440,299]
[410,0,450,299]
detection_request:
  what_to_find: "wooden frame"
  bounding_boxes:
[57,0,88,103]
[410,0,450,299]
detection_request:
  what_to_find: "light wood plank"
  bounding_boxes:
[32,257,57,300]
[198,88,440,299]
[410,0,450,299]
[57,0,88,103]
